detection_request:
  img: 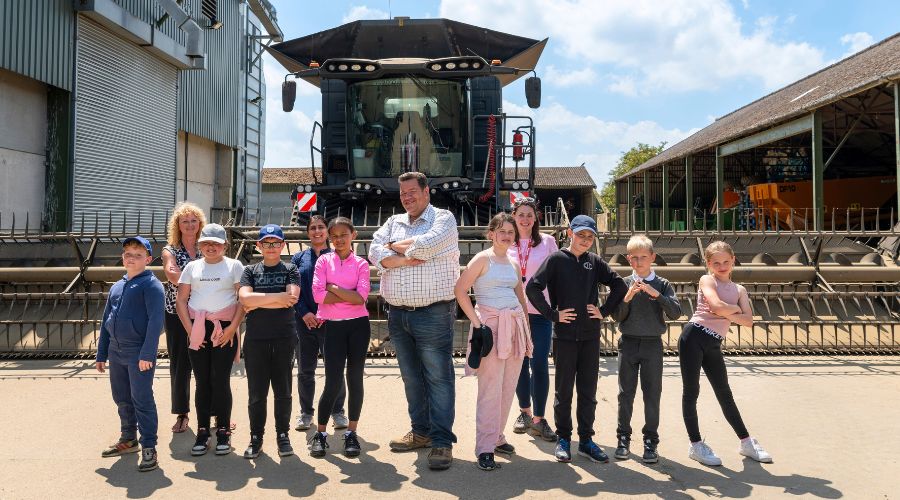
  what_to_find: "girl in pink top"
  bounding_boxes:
[507,197,558,441]
[679,241,772,467]
[309,217,371,458]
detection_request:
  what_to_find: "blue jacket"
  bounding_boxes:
[96,270,166,363]
[291,247,331,319]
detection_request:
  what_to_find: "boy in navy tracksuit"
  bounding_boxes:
[96,236,165,472]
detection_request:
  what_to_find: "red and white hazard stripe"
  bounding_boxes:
[510,191,530,204]
[296,192,317,212]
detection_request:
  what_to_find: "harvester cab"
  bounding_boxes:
[268,18,548,226]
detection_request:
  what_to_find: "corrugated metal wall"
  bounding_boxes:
[73,17,177,228]
[0,0,74,90]
[179,0,243,147]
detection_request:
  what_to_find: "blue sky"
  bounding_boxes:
[261,0,900,188]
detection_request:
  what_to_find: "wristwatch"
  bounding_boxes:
[387,241,396,251]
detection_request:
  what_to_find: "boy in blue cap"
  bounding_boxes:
[96,236,166,472]
[238,224,301,458]
[526,215,627,464]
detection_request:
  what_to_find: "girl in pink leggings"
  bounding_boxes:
[456,213,533,471]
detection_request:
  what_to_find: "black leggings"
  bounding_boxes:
[317,317,370,426]
[164,312,192,415]
[678,323,749,443]
[188,320,238,430]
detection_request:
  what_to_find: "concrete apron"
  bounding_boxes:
[0,356,897,498]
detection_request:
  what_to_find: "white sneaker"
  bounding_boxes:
[739,437,773,463]
[689,441,722,466]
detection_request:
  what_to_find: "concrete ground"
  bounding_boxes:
[0,356,898,499]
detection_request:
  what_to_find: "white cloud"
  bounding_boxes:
[439,0,826,94]
[544,65,598,88]
[840,32,874,58]
[263,53,322,168]
[342,5,390,23]
[607,75,637,97]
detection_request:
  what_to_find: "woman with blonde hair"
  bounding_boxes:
[161,202,205,433]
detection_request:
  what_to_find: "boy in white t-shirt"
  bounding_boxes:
[176,223,245,457]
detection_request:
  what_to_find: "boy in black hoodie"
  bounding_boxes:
[526,215,627,464]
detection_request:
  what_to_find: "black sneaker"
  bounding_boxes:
[494,443,515,456]
[138,448,158,472]
[343,431,361,457]
[215,428,231,455]
[642,439,659,464]
[513,412,529,434]
[555,438,572,463]
[244,435,263,459]
[528,418,558,442]
[477,452,500,471]
[309,431,328,458]
[614,435,630,460]
[277,432,294,457]
[192,428,211,456]
[577,439,610,463]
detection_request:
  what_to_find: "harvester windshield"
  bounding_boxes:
[347,77,466,179]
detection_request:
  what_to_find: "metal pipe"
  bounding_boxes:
[156,0,205,60]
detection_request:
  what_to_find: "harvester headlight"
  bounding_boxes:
[305,185,313,193]
[431,64,442,71]
[351,64,361,71]
[327,64,336,71]
[512,181,521,189]
[430,188,437,194]
[375,189,382,195]
[452,181,459,188]
[364,183,371,190]
[445,62,457,70]
[521,181,529,189]
[354,182,362,189]
[459,62,469,69]
[472,61,482,69]
[338,64,348,71]
[442,182,450,189]
[365,64,376,72]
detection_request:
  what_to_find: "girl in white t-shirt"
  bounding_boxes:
[176,223,245,457]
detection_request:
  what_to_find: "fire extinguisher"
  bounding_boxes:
[512,130,524,163]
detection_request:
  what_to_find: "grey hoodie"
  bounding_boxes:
[612,274,683,338]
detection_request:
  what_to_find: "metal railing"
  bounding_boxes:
[611,206,900,237]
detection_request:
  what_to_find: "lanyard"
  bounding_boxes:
[517,240,532,282]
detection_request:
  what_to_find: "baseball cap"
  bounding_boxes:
[570,215,597,235]
[258,224,285,241]
[197,223,227,244]
[122,236,153,256]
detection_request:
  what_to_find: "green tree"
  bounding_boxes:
[599,142,666,212]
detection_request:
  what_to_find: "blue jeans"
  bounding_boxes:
[108,349,158,448]
[515,314,553,417]
[388,301,458,448]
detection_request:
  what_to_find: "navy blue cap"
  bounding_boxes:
[258,224,285,241]
[570,215,597,235]
[123,236,153,256]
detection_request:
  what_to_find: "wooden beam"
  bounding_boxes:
[715,149,724,232]
[685,155,693,231]
[661,164,670,230]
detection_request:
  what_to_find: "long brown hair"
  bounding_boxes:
[704,240,735,277]
[512,198,541,247]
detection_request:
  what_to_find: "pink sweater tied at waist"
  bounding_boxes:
[464,303,533,376]
[188,303,240,362]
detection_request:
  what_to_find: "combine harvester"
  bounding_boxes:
[1,18,898,357]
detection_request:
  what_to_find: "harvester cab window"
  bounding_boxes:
[348,78,465,179]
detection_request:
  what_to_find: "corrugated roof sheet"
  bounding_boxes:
[622,32,900,179]
[263,166,596,188]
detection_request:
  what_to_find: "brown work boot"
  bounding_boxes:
[428,447,453,470]
[389,431,432,451]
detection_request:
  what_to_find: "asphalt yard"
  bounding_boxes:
[1,356,897,499]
